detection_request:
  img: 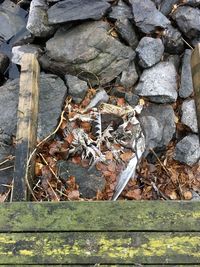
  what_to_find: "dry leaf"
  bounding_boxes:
[68,190,80,200]
[105,151,113,161]
[120,151,133,162]
[183,191,192,200]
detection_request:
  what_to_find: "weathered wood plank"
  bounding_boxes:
[191,43,200,139]
[0,201,200,232]
[13,54,40,201]
[0,232,200,264]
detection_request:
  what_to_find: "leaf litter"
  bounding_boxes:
[1,88,200,202]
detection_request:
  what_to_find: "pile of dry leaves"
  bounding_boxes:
[30,88,200,202]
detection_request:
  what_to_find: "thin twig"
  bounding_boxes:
[0,156,15,167]
[0,165,14,171]
[39,153,59,180]
[10,180,14,202]
[47,181,60,201]
[149,148,171,176]
[181,37,194,50]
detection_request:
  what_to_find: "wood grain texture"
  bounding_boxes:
[0,201,200,232]
[191,43,200,139]
[0,232,200,264]
[13,54,40,201]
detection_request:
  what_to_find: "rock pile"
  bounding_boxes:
[0,0,199,197]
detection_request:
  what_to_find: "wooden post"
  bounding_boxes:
[191,44,200,141]
[13,54,40,201]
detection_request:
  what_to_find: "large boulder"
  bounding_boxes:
[48,0,110,24]
[40,21,135,85]
[135,62,178,103]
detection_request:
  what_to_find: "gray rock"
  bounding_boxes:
[163,25,184,54]
[164,54,181,72]
[182,0,200,7]
[0,0,27,41]
[135,62,178,103]
[181,99,198,133]
[172,6,200,39]
[130,0,170,34]
[108,0,133,21]
[27,0,56,37]
[139,104,176,154]
[125,92,139,107]
[37,74,68,140]
[115,19,138,49]
[11,44,42,65]
[47,0,110,24]
[0,53,9,74]
[86,89,109,110]
[160,0,179,15]
[43,21,135,85]
[174,134,200,166]
[0,74,67,141]
[57,160,106,198]
[136,37,164,68]
[65,74,88,104]
[179,49,194,98]
[120,60,138,88]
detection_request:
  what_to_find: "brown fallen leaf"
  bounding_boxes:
[68,190,80,200]
[120,151,134,162]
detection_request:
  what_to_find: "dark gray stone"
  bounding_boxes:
[120,60,138,88]
[0,0,27,41]
[135,62,178,103]
[37,74,68,140]
[43,21,135,85]
[130,0,170,34]
[164,54,181,72]
[108,0,133,21]
[27,0,56,37]
[0,74,67,141]
[182,0,200,7]
[0,79,19,140]
[57,160,106,198]
[181,99,198,134]
[47,0,110,24]
[65,74,88,104]
[125,92,139,107]
[136,37,164,68]
[162,25,184,54]
[172,6,200,39]
[0,53,9,74]
[179,49,194,98]
[139,103,176,154]
[174,134,200,166]
[0,146,14,193]
[11,44,42,65]
[115,19,138,49]
[160,0,179,15]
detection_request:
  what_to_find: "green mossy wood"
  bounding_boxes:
[0,202,200,264]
